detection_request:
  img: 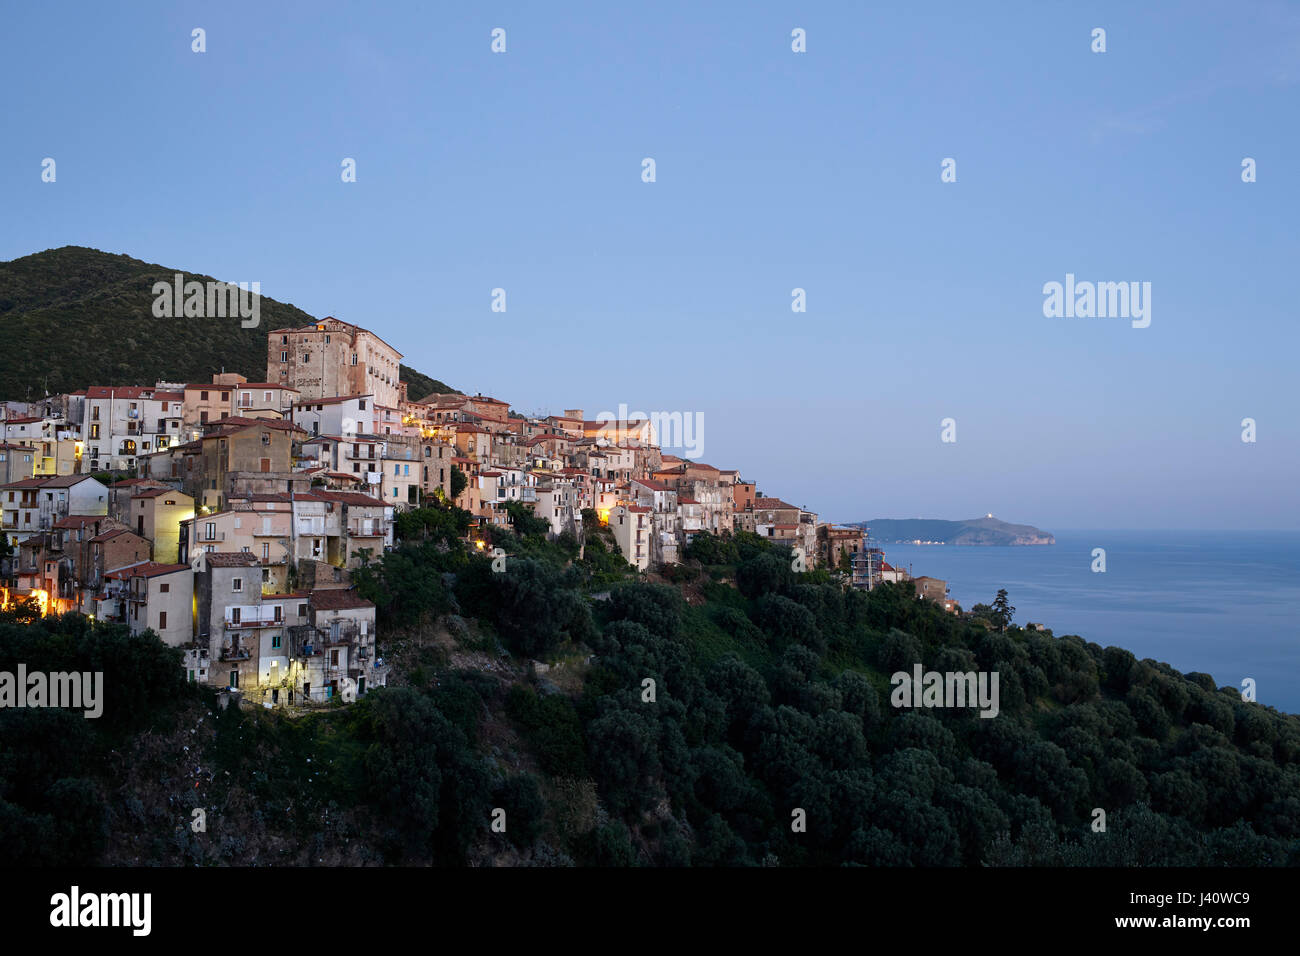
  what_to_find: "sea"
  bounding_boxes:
[878,530,1300,715]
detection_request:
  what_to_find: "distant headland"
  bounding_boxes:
[851,515,1055,546]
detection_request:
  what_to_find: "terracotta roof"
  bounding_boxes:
[309,588,375,611]
[46,474,102,488]
[90,528,136,543]
[314,491,386,507]
[84,386,154,399]
[105,561,188,579]
[205,416,305,434]
[754,497,800,511]
[52,515,108,530]
[203,552,261,567]
[132,487,188,500]
[2,475,102,490]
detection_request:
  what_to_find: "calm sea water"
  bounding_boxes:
[879,531,1300,714]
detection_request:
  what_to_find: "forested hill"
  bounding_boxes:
[2,509,1295,867]
[0,246,456,399]
[857,517,1055,545]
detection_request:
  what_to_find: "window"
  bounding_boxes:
[302,353,311,363]
[358,399,367,410]
[232,577,242,591]
[298,603,307,617]
[205,521,215,540]
[264,391,272,402]
[160,582,170,593]
[403,464,410,476]
[159,611,167,629]
[324,334,331,344]
[351,353,357,365]
[200,391,209,401]
[230,670,239,689]
[272,633,282,649]
[280,350,288,363]
[231,607,241,624]
[281,335,288,345]
[241,393,251,407]
[221,392,229,401]
[331,649,340,666]
[261,543,269,560]
[92,406,100,421]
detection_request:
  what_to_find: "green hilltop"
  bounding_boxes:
[0,246,456,400]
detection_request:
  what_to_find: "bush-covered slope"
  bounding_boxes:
[0,246,455,399]
[2,518,1296,867]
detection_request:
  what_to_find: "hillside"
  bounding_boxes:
[1,514,1295,867]
[856,516,1055,546]
[0,246,457,399]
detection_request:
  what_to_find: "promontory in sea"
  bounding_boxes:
[852,516,1055,546]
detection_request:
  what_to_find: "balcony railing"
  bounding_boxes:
[224,615,283,629]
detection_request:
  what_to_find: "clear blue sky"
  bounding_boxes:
[3,1,1297,530]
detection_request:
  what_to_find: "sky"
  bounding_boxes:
[3,1,1297,530]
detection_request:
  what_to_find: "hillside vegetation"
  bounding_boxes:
[0,246,456,399]
[2,509,1296,867]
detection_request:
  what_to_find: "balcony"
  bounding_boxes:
[288,622,363,657]
[218,643,251,662]
[225,607,283,628]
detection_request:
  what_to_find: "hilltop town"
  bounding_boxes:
[0,316,952,707]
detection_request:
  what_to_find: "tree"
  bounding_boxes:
[991,588,1015,630]
[449,464,468,501]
